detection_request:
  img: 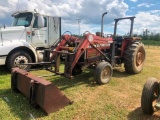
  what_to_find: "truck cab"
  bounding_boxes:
[0,10,61,70]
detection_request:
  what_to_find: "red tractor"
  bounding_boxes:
[11,12,146,114]
[40,12,145,84]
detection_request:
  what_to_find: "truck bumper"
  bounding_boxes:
[0,56,6,65]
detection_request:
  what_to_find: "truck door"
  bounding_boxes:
[31,15,48,47]
[48,17,61,46]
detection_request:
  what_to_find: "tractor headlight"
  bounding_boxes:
[88,35,93,42]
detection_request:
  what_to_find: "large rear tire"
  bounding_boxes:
[141,78,159,115]
[124,41,145,74]
[7,51,32,71]
[94,62,113,85]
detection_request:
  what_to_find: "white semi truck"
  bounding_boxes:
[0,10,61,71]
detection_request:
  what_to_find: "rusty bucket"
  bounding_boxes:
[11,68,72,114]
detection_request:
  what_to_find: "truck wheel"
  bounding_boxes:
[94,62,113,85]
[141,78,159,115]
[124,41,145,74]
[7,51,32,71]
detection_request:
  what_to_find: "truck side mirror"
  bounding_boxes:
[37,15,44,28]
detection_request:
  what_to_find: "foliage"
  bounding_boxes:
[142,40,160,46]
[137,30,160,46]
[139,33,160,41]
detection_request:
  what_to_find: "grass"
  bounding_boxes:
[0,46,160,120]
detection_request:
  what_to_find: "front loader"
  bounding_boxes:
[11,12,146,114]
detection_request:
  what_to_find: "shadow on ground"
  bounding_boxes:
[46,69,99,91]
[0,66,10,75]
[112,68,132,78]
[0,89,46,120]
[0,65,44,75]
[127,107,160,120]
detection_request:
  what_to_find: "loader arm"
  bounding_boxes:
[50,35,80,60]
[71,34,113,70]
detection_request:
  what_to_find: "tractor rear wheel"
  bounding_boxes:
[124,41,145,74]
[94,62,113,85]
[141,78,159,115]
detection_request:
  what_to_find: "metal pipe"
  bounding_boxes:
[101,12,108,37]
[114,17,135,38]
[130,18,134,37]
[0,26,3,46]
[76,19,81,35]
[113,20,118,39]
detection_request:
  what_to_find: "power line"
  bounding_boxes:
[15,0,19,11]
[76,19,81,35]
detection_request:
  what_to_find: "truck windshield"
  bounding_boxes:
[12,12,33,27]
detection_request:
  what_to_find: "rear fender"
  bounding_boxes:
[121,37,142,57]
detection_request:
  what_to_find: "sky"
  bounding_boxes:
[0,0,160,35]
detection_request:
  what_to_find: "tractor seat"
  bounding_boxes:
[114,36,124,49]
[114,36,124,41]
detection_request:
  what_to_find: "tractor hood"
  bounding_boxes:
[0,26,26,44]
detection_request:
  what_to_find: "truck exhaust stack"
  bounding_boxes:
[11,68,72,114]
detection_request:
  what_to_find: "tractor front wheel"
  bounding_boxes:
[94,62,113,85]
[124,41,145,74]
[141,78,159,115]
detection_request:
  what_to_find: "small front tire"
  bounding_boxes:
[94,62,113,85]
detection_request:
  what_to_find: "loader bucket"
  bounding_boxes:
[11,68,72,114]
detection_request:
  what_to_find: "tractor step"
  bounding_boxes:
[11,68,72,114]
[155,97,160,110]
[155,103,160,109]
